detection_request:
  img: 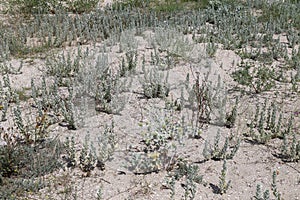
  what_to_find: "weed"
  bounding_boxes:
[271,171,281,200]
[218,160,231,195]
[254,184,270,200]
[187,72,212,127]
[64,136,76,168]
[203,130,240,161]
[119,50,138,77]
[280,132,300,162]
[142,67,170,99]
[254,170,282,200]
[128,109,185,174]
[165,160,203,200]
[79,136,97,175]
[0,128,63,198]
[248,101,291,144]
[225,97,239,128]
[95,121,118,170]
[232,61,276,94]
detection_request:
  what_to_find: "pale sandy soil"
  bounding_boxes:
[0,1,299,200]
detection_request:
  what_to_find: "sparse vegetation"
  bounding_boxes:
[0,0,299,199]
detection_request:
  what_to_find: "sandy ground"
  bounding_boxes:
[0,1,299,200]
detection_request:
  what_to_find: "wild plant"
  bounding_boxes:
[13,105,30,143]
[152,27,194,58]
[165,88,184,112]
[141,66,170,99]
[249,101,290,144]
[205,42,218,58]
[225,97,239,128]
[95,121,118,170]
[280,132,300,162]
[119,50,138,77]
[46,47,87,86]
[254,171,282,200]
[66,0,98,13]
[271,171,281,200]
[3,73,17,103]
[254,184,270,200]
[165,176,176,200]
[128,109,185,174]
[96,186,103,200]
[231,61,275,94]
[79,136,97,175]
[218,160,231,195]
[119,29,138,53]
[187,72,212,128]
[1,99,8,122]
[60,98,78,130]
[202,130,240,161]
[76,53,130,114]
[64,136,76,168]
[0,61,23,75]
[165,160,203,200]
[0,127,63,198]
[94,67,128,114]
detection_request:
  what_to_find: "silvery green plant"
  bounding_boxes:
[75,53,130,114]
[64,136,76,168]
[254,184,270,200]
[95,122,117,170]
[203,130,240,161]
[119,50,138,77]
[142,109,186,152]
[0,61,22,75]
[254,171,282,200]
[249,101,288,144]
[45,47,87,86]
[13,105,30,143]
[96,186,103,200]
[205,42,218,58]
[186,72,213,128]
[280,132,300,162]
[119,29,138,53]
[225,96,239,128]
[271,171,281,200]
[165,88,184,112]
[165,160,203,200]
[59,97,78,130]
[1,98,8,122]
[218,160,231,195]
[231,62,275,94]
[211,74,227,126]
[3,73,17,103]
[79,136,97,174]
[152,26,194,58]
[128,109,185,174]
[141,66,170,99]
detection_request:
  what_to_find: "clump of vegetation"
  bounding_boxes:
[280,133,300,162]
[202,130,240,161]
[63,122,117,174]
[254,170,282,200]
[247,100,294,144]
[7,0,98,15]
[142,67,170,99]
[165,160,203,200]
[231,61,276,94]
[0,128,64,198]
[128,109,185,174]
[218,160,231,195]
